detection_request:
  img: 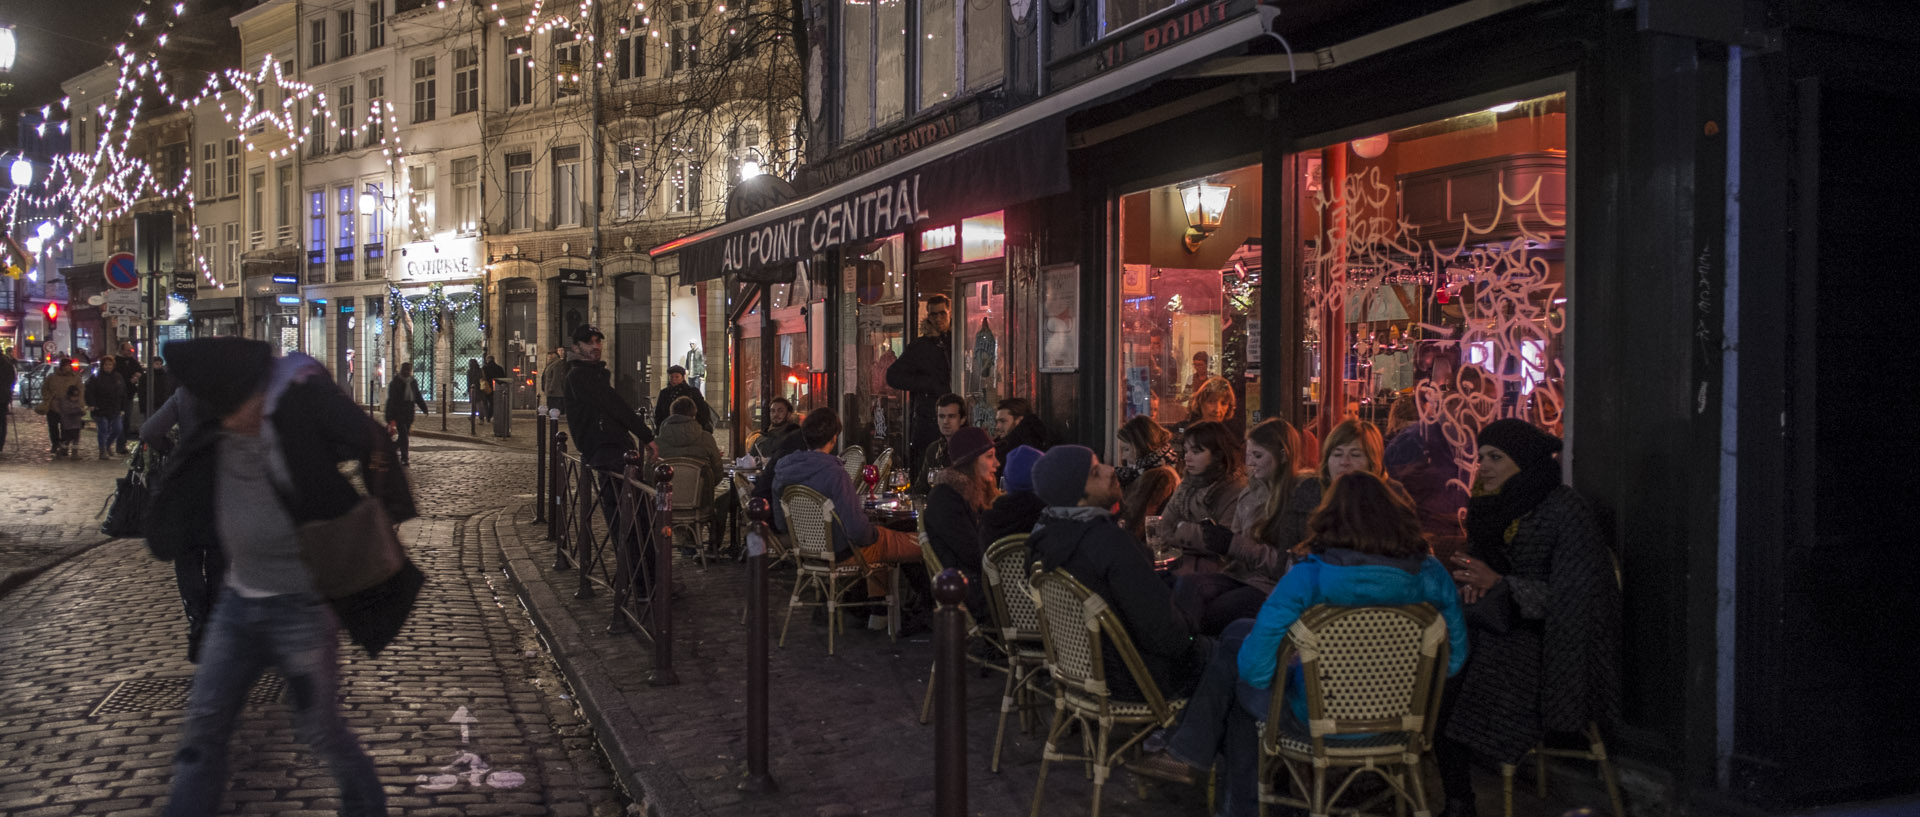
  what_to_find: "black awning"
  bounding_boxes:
[656,118,1069,283]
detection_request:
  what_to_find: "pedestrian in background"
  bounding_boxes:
[38,357,83,458]
[886,294,953,468]
[53,384,87,458]
[466,359,491,423]
[654,364,713,432]
[385,361,430,466]
[86,356,129,459]
[0,352,16,451]
[541,347,569,414]
[146,338,418,817]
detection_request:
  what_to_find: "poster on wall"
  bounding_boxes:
[1040,263,1079,373]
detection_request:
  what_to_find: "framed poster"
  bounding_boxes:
[1040,263,1079,373]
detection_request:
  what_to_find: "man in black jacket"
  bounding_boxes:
[564,325,663,594]
[654,365,714,432]
[992,396,1049,466]
[886,294,952,468]
[1027,445,1204,702]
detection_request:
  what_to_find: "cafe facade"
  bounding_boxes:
[653,0,1920,812]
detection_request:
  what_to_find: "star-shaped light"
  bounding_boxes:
[229,55,313,139]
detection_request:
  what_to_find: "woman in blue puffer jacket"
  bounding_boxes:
[1133,470,1468,817]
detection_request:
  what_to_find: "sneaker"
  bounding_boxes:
[1126,750,1200,786]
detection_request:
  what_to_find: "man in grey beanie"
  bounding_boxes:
[1027,445,1204,702]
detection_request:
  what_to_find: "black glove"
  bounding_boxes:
[1198,521,1235,556]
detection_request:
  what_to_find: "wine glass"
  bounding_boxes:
[889,469,911,497]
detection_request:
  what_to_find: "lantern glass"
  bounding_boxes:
[1178,180,1234,231]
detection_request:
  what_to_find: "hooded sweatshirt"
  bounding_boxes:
[1237,548,1470,727]
[770,448,875,560]
[1029,507,1202,702]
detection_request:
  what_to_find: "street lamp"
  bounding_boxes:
[0,26,17,74]
[8,155,30,187]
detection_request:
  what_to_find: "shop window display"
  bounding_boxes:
[847,235,909,454]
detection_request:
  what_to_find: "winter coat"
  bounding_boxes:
[1029,508,1203,702]
[86,372,128,418]
[38,365,83,416]
[384,376,429,425]
[1237,549,1470,727]
[1217,477,1294,592]
[1444,485,1621,763]
[146,353,420,660]
[654,381,714,431]
[53,392,87,432]
[750,421,800,459]
[925,472,996,618]
[993,416,1050,464]
[910,433,954,494]
[656,413,725,493]
[542,357,570,398]
[885,332,951,447]
[1119,464,1178,538]
[980,490,1047,548]
[0,355,16,399]
[563,356,656,471]
[770,449,875,561]
[749,429,814,506]
[1153,468,1247,551]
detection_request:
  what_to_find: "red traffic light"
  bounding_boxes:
[42,302,60,328]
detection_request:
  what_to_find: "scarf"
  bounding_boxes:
[1116,445,1177,487]
[1464,462,1563,573]
[1040,505,1112,523]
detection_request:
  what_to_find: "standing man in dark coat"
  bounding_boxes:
[114,342,143,452]
[886,294,952,468]
[654,365,713,432]
[385,362,430,465]
[86,357,129,459]
[564,325,663,593]
[0,352,16,450]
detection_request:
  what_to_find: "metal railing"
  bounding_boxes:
[545,432,680,685]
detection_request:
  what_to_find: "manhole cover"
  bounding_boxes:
[90,673,285,716]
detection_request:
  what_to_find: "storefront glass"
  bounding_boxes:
[1288,92,1568,549]
[768,263,822,414]
[449,286,485,402]
[405,294,437,399]
[1116,163,1263,434]
[363,296,387,408]
[846,235,908,454]
[735,291,764,438]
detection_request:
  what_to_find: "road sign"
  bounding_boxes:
[104,252,139,289]
[101,289,144,319]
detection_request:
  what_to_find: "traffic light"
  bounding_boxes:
[42,301,59,330]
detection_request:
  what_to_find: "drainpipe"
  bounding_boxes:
[1714,43,1742,791]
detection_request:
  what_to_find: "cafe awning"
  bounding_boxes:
[655,118,1070,283]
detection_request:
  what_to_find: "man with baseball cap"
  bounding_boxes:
[564,325,664,594]
[1028,445,1204,702]
[654,363,713,432]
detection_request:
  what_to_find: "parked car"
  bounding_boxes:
[14,362,51,408]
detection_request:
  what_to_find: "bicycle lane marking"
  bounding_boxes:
[416,705,528,792]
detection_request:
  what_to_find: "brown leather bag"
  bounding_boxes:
[296,495,404,599]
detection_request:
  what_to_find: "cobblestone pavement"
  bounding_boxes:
[0,423,630,816]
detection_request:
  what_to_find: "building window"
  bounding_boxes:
[310,18,327,66]
[506,152,533,232]
[223,138,240,196]
[727,0,758,59]
[453,47,478,114]
[669,4,700,74]
[841,0,904,138]
[964,0,1005,90]
[367,1,386,49]
[409,164,436,241]
[277,165,295,243]
[308,110,327,158]
[364,182,384,250]
[919,0,955,108]
[614,138,646,220]
[366,76,385,145]
[249,171,266,248]
[1098,0,1179,38]
[669,158,702,214]
[506,37,533,107]
[725,123,762,184]
[224,222,240,284]
[412,57,437,123]
[309,189,328,277]
[552,146,582,228]
[615,19,647,81]
[553,30,582,98]
[336,85,355,151]
[336,185,357,270]
[200,143,217,200]
[451,156,479,234]
[338,9,357,58]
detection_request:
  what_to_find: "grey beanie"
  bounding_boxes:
[1032,445,1096,507]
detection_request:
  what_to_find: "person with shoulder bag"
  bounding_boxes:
[145,338,421,817]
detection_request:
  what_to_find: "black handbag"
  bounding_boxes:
[1462,580,1517,634]
[100,448,157,537]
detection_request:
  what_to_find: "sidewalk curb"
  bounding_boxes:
[481,505,705,817]
[0,534,118,600]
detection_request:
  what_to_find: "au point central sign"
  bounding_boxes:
[398,235,482,282]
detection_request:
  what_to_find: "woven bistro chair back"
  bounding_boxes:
[779,484,842,568]
[1257,604,1449,817]
[777,483,892,654]
[840,445,866,482]
[982,535,1043,648]
[873,447,896,489]
[738,471,790,567]
[659,457,712,514]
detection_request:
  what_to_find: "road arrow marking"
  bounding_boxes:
[449,706,479,744]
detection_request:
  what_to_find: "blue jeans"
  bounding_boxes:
[166,592,387,817]
[1167,618,1272,817]
[95,414,124,453]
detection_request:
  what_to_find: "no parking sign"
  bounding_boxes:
[104,252,139,289]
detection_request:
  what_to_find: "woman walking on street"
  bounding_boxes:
[386,362,430,465]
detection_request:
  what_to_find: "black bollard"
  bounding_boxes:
[534,410,548,524]
[739,498,777,793]
[649,461,680,686]
[549,432,568,556]
[933,568,969,817]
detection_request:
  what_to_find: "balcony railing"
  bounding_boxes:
[308,250,327,284]
[364,242,385,278]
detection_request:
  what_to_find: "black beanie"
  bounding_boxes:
[1475,418,1562,471]
[166,337,274,418]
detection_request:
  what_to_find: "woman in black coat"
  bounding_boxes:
[386,362,430,465]
[922,427,997,621]
[1436,419,1621,817]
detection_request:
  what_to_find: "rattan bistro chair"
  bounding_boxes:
[980,534,1053,773]
[872,447,895,490]
[1028,568,1189,817]
[840,445,866,482]
[915,527,1013,727]
[776,484,899,656]
[659,457,716,567]
[1256,604,1450,817]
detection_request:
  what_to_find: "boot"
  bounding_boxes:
[99,449,109,460]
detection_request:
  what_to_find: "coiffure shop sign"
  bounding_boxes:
[398,236,482,282]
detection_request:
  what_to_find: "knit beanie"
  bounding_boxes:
[946,426,994,468]
[165,337,273,418]
[1003,445,1043,493]
[1031,445,1096,507]
[1475,418,1563,471]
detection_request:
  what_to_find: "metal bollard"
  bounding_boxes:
[933,568,969,817]
[549,432,568,553]
[441,382,449,431]
[574,457,595,599]
[534,410,548,524]
[649,461,680,686]
[739,498,777,794]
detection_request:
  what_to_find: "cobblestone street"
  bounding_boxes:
[0,405,627,816]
